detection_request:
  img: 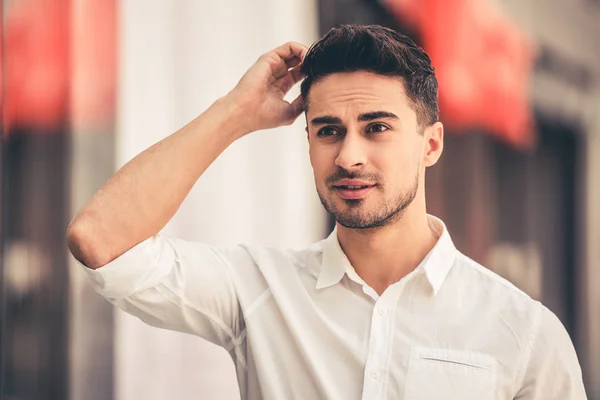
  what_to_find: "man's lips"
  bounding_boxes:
[332,181,376,200]
[333,178,376,187]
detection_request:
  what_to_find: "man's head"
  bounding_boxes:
[301,25,444,229]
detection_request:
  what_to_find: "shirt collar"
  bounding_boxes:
[315,228,353,290]
[315,215,457,295]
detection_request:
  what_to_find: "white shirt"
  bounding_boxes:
[81,216,587,400]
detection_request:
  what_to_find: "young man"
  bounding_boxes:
[67,25,586,399]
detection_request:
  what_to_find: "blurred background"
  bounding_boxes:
[1,0,599,399]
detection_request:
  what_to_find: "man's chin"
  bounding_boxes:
[332,211,376,229]
[335,218,380,230]
[332,206,402,230]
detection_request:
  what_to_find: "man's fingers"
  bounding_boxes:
[271,57,303,81]
[265,42,308,81]
[289,65,305,84]
[273,65,306,94]
[289,94,305,119]
[285,56,302,69]
[273,42,308,63]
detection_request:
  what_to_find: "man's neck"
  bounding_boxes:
[336,208,438,296]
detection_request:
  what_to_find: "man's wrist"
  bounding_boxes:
[216,92,255,139]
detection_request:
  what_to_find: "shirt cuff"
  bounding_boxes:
[77,235,175,300]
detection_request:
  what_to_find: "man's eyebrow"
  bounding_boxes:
[310,111,399,126]
[310,116,342,126]
[358,111,399,122]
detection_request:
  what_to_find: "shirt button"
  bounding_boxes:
[370,370,381,379]
[378,308,388,316]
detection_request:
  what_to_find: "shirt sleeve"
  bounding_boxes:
[514,304,587,399]
[78,234,245,351]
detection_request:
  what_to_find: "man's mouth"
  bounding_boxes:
[333,185,375,199]
[336,185,371,190]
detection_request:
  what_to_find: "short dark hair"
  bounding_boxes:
[300,24,439,128]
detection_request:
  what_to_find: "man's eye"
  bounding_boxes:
[367,123,389,134]
[317,127,340,137]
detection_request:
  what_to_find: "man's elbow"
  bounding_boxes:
[66,216,111,270]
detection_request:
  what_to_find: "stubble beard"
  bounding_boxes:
[317,174,419,229]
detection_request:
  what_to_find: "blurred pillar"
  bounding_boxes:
[67,1,117,399]
[1,1,72,399]
[579,105,600,399]
[116,1,324,399]
[1,6,5,398]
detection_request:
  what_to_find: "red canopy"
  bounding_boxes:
[385,0,536,149]
[1,0,116,134]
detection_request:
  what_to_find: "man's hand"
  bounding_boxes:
[228,42,308,134]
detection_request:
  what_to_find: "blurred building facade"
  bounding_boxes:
[1,0,599,399]
[319,0,600,397]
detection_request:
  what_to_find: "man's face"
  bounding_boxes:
[306,71,432,229]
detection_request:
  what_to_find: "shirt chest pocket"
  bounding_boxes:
[404,347,496,400]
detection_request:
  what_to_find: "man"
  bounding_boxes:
[67,25,586,399]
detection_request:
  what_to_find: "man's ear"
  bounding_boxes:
[423,121,444,167]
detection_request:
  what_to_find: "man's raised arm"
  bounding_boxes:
[67,42,308,269]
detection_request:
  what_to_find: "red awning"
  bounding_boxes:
[2,0,70,133]
[385,0,536,149]
[1,0,116,134]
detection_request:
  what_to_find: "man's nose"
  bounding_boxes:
[334,133,367,171]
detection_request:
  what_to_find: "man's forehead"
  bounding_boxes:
[311,72,405,93]
[305,71,410,115]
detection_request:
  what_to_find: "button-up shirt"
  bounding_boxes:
[81,216,586,399]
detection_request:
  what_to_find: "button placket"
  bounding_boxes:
[360,285,402,399]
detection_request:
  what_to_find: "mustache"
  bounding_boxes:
[325,168,381,186]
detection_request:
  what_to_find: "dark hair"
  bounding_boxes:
[300,24,439,128]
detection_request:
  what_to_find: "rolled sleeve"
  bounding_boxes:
[79,235,176,299]
[77,235,245,350]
